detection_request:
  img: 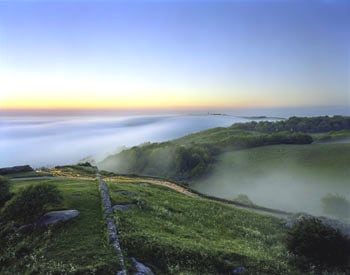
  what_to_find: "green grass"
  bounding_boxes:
[108,181,294,274]
[0,178,118,274]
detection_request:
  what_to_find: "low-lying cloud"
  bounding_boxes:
[0,114,247,168]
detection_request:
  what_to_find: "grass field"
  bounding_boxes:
[1,166,297,274]
[1,161,347,274]
[192,143,350,216]
[0,177,118,274]
[108,180,295,274]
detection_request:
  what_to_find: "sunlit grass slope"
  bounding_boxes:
[108,180,295,274]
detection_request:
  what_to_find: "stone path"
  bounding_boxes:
[96,171,126,275]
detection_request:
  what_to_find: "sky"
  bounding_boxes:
[0,0,349,110]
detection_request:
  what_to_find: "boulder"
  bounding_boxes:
[130,257,154,275]
[36,210,79,226]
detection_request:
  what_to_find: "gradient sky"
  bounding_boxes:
[0,0,349,110]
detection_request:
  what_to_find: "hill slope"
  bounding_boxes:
[192,143,350,215]
[0,165,296,274]
[99,116,349,181]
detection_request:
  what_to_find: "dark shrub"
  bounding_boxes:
[0,176,11,207]
[2,183,63,224]
[285,217,350,272]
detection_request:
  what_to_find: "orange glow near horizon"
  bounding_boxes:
[1,71,346,111]
[0,72,266,110]
[0,92,290,111]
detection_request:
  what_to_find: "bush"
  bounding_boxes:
[285,217,350,272]
[1,183,63,224]
[321,193,350,219]
[0,176,11,207]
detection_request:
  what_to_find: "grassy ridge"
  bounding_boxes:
[100,130,312,181]
[108,181,294,274]
[99,116,350,182]
[0,178,118,274]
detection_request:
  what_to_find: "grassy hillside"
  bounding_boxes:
[192,143,350,215]
[99,128,312,181]
[0,165,298,274]
[99,116,349,181]
[107,180,294,274]
[0,177,118,274]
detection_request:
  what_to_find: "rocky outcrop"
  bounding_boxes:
[0,165,34,175]
[17,209,79,232]
[36,210,80,226]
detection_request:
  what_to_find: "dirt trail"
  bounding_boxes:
[104,175,197,198]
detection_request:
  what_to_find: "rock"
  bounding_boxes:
[130,257,154,275]
[113,204,131,211]
[116,190,136,196]
[232,266,247,274]
[36,210,79,226]
[0,165,34,175]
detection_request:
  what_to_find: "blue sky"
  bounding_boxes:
[0,0,349,109]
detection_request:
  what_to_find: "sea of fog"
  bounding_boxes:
[1,105,349,168]
[0,114,254,168]
[1,106,349,215]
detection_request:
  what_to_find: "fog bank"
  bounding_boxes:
[0,114,249,168]
[192,145,350,216]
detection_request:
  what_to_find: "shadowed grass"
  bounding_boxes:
[0,178,118,274]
